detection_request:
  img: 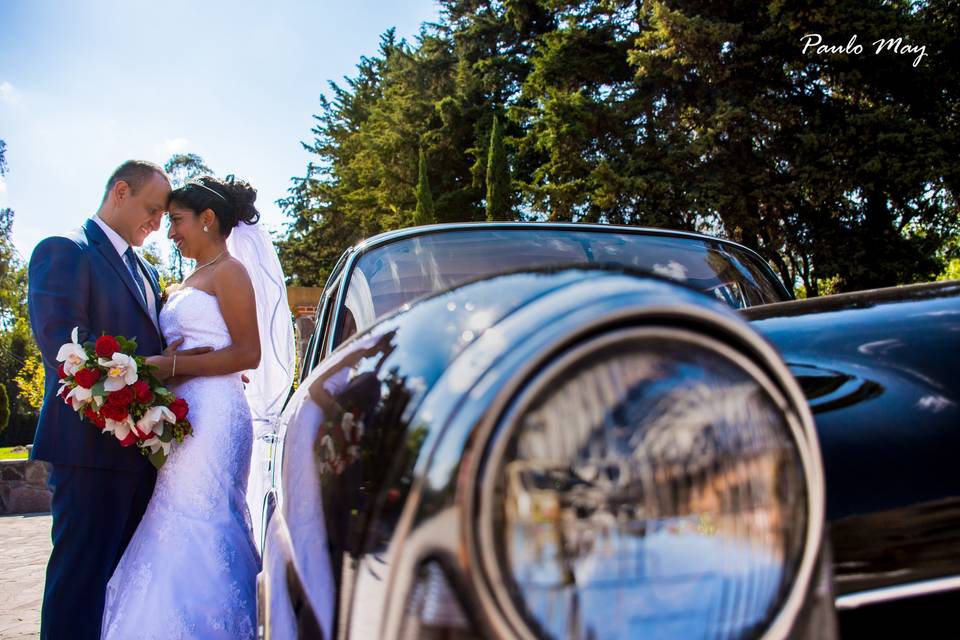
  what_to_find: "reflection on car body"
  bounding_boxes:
[256,223,960,639]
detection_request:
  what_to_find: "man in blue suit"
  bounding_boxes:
[28,160,206,639]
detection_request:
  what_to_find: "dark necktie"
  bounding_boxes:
[123,247,147,307]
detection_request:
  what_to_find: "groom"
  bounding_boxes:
[27,160,203,639]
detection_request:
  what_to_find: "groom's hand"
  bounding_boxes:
[146,338,213,380]
[161,337,214,358]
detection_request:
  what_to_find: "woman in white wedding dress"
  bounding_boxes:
[102,176,269,639]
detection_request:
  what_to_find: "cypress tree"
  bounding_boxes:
[413,147,436,225]
[485,115,511,221]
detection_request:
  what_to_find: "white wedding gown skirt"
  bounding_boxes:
[102,288,259,639]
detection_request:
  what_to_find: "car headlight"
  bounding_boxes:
[476,326,820,640]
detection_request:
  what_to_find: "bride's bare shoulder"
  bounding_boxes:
[212,257,254,293]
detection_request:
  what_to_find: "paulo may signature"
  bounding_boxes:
[801,34,927,67]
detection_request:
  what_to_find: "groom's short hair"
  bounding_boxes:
[103,160,169,201]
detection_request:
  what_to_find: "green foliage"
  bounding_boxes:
[279,1,959,293]
[0,384,9,434]
[485,115,511,221]
[14,353,44,413]
[0,141,40,445]
[164,153,214,188]
[163,152,214,279]
[939,258,960,281]
[413,147,436,225]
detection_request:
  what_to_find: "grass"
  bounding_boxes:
[0,446,29,461]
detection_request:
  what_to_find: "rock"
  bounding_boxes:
[1,485,51,514]
[24,462,50,484]
[0,460,52,515]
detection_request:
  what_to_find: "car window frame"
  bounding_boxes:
[329,226,792,351]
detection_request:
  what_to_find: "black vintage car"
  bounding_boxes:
[256,223,960,639]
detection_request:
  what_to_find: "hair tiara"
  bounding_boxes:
[186,179,227,201]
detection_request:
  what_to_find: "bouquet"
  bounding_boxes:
[56,327,192,469]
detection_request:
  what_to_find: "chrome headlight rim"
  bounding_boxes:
[465,320,826,640]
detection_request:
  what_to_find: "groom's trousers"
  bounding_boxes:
[40,464,156,640]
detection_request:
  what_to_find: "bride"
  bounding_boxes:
[101,175,291,639]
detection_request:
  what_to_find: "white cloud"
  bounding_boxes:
[0,176,6,194]
[653,260,689,281]
[0,81,23,106]
[161,137,190,154]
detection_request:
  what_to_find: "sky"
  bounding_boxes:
[0,0,440,262]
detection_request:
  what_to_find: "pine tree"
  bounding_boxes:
[278,1,960,293]
[413,147,436,225]
[485,115,511,221]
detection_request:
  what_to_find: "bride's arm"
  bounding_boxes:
[148,259,261,379]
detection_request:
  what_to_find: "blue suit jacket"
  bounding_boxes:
[28,218,165,472]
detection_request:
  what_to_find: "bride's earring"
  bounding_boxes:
[203,225,209,233]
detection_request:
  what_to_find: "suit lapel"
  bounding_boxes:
[83,219,161,338]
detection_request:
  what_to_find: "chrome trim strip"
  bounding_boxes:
[357,222,754,255]
[326,250,358,358]
[835,576,960,610]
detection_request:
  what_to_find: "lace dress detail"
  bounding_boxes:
[102,288,258,640]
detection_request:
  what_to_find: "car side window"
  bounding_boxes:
[317,289,338,364]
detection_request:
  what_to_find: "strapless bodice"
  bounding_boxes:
[159,287,233,351]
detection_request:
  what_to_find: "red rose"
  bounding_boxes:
[100,402,130,422]
[74,368,102,389]
[108,386,135,408]
[168,398,189,422]
[57,363,67,379]
[118,431,138,447]
[95,335,121,358]
[132,379,153,404]
[84,406,106,429]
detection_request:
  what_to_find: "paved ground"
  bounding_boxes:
[0,514,50,639]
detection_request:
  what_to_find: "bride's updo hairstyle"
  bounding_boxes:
[168,175,260,237]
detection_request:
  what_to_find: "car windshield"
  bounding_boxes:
[341,228,788,339]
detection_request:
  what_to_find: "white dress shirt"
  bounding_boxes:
[92,215,159,332]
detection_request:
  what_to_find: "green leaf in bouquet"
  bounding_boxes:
[158,429,173,443]
[147,449,166,469]
[118,336,138,353]
[91,381,105,398]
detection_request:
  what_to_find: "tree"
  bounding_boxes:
[413,147,436,225]
[279,1,959,293]
[0,139,41,445]
[13,353,43,413]
[164,153,215,279]
[485,115,511,220]
[164,153,214,188]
